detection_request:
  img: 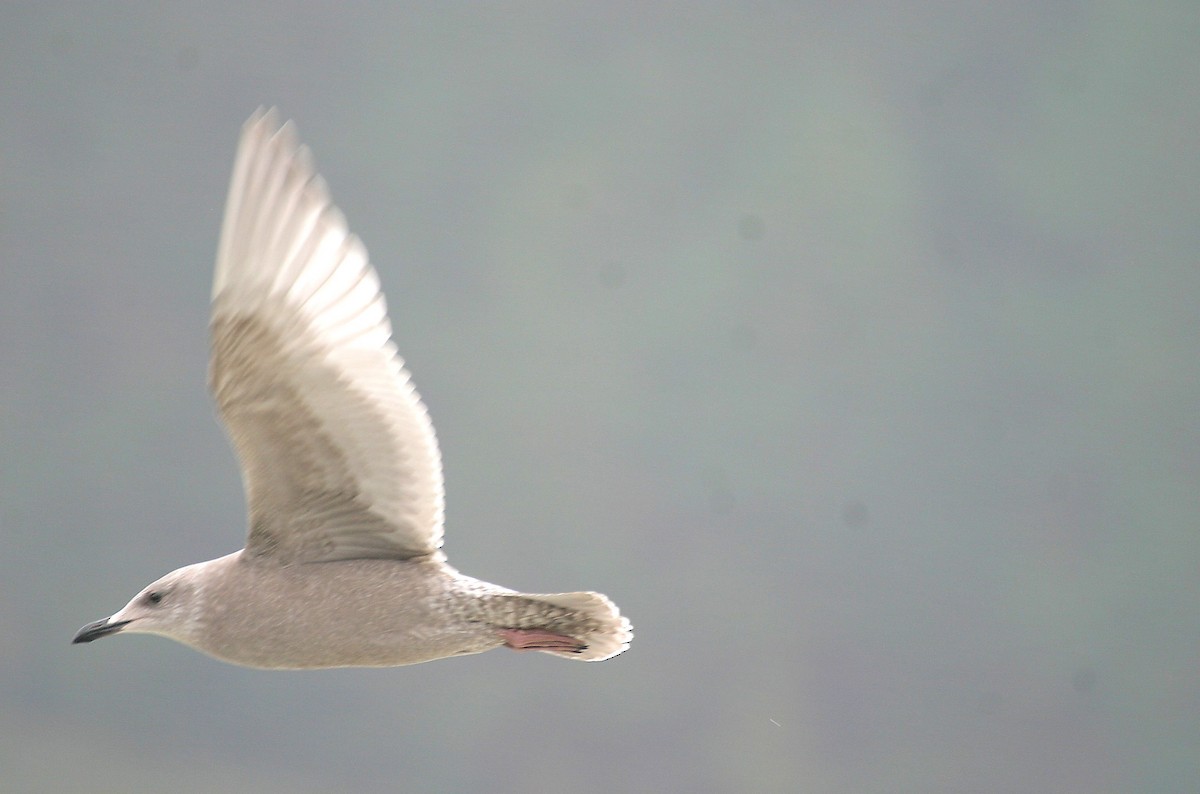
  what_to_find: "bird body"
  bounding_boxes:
[119,551,624,669]
[73,109,631,668]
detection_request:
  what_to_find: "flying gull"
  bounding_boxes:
[73,109,632,668]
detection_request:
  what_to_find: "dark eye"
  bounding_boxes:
[146,591,163,605]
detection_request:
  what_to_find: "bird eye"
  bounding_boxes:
[146,591,163,605]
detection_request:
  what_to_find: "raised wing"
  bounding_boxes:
[209,109,444,564]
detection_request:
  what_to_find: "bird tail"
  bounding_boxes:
[521,591,633,661]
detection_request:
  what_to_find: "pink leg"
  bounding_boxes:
[499,628,587,654]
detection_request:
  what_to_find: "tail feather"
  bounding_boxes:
[523,591,632,661]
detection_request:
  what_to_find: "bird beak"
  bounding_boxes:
[72,617,132,644]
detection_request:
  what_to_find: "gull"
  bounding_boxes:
[73,109,632,668]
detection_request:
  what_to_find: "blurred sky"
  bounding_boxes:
[2,3,1198,792]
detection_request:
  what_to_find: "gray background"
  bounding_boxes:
[3,3,1198,792]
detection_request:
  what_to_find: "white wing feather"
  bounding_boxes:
[210,109,444,563]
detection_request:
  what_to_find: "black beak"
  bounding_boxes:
[72,617,131,644]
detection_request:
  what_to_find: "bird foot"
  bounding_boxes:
[499,628,587,654]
